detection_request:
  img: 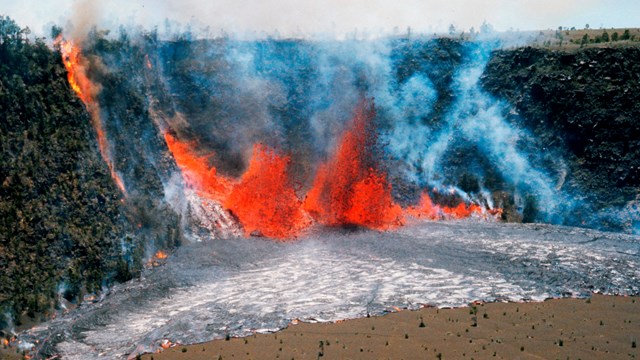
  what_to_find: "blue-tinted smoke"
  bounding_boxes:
[91,33,634,231]
[431,43,562,218]
[153,38,570,215]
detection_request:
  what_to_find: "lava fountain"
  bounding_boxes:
[225,144,311,239]
[162,98,497,239]
[303,99,404,229]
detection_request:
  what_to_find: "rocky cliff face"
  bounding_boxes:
[482,46,640,231]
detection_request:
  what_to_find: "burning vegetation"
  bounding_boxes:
[55,36,127,196]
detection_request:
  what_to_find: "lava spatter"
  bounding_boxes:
[304,99,404,229]
[163,132,234,202]
[225,144,311,239]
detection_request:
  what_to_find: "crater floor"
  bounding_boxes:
[19,221,640,359]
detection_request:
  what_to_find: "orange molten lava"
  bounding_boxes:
[145,54,153,69]
[405,192,440,219]
[407,192,499,220]
[225,144,310,239]
[162,99,501,239]
[441,202,483,219]
[56,36,126,195]
[163,133,234,201]
[304,100,404,229]
[154,250,168,259]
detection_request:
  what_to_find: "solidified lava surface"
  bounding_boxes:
[20,221,640,359]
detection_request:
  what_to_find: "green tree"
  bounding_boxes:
[448,24,456,36]
[621,29,631,40]
[602,30,609,42]
[581,33,589,47]
[480,21,494,34]
[0,16,128,328]
[611,32,619,41]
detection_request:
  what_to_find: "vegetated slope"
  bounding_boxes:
[0,17,130,328]
[483,46,640,230]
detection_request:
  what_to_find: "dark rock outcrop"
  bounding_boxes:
[483,46,640,229]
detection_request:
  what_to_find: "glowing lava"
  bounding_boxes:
[57,37,91,105]
[405,192,440,220]
[442,202,483,219]
[56,36,126,195]
[163,100,499,239]
[303,100,404,229]
[225,144,310,239]
[163,132,234,202]
[145,54,153,69]
[407,192,500,220]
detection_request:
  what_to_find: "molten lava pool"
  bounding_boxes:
[19,222,640,359]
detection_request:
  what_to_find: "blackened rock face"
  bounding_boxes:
[483,46,640,231]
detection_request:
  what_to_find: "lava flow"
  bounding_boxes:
[406,192,501,220]
[163,132,234,202]
[56,36,127,195]
[225,144,311,239]
[303,100,404,229]
[164,134,309,238]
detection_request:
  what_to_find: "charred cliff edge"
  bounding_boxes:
[482,46,640,230]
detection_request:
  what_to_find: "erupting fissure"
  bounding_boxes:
[56,36,127,196]
[163,99,499,239]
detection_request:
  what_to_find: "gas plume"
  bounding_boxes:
[52,25,636,238]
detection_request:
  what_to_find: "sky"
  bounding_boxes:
[1,0,639,38]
